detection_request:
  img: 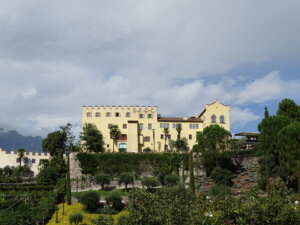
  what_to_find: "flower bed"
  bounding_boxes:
[47,203,128,225]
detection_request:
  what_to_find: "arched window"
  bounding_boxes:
[211,114,217,123]
[220,115,225,124]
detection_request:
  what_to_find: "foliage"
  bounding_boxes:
[97,206,118,215]
[105,190,123,211]
[210,166,233,186]
[122,181,300,225]
[174,138,188,152]
[118,173,134,192]
[208,184,232,196]
[77,153,188,178]
[69,212,84,225]
[80,123,105,153]
[164,174,180,186]
[46,203,128,225]
[92,215,114,225]
[141,177,160,190]
[109,125,121,153]
[37,156,67,185]
[42,131,66,157]
[95,172,111,189]
[0,190,56,225]
[277,98,300,120]
[79,191,100,213]
[143,147,152,153]
[277,122,300,192]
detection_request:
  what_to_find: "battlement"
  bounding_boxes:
[0,148,49,157]
[82,105,158,112]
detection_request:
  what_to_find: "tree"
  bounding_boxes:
[109,125,121,153]
[189,152,195,193]
[105,190,123,211]
[174,138,188,152]
[94,172,111,189]
[118,172,134,192]
[277,122,300,196]
[277,98,300,121]
[80,123,104,153]
[42,131,65,157]
[176,124,182,140]
[17,148,25,169]
[163,128,169,151]
[264,106,269,118]
[79,191,100,213]
[141,177,160,191]
[164,174,180,186]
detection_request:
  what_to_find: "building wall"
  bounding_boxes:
[82,101,230,152]
[200,100,230,131]
[0,148,50,176]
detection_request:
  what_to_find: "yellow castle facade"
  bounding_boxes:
[82,100,230,153]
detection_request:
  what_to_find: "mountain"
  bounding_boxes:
[0,128,43,152]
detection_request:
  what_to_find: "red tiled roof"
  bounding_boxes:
[158,117,203,122]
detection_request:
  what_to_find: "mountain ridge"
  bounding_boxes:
[0,128,43,152]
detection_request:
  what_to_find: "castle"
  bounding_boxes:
[82,100,230,152]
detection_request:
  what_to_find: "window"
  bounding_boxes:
[148,123,152,130]
[160,134,164,139]
[144,136,150,142]
[106,112,111,117]
[160,123,169,129]
[211,115,217,123]
[126,112,131,117]
[189,134,192,140]
[173,123,182,129]
[16,158,20,162]
[95,112,101,117]
[220,115,225,124]
[139,123,143,130]
[139,114,144,118]
[86,112,92,117]
[115,112,120,117]
[147,114,152,119]
[123,124,127,129]
[32,159,36,164]
[168,134,171,139]
[108,124,112,129]
[189,124,199,129]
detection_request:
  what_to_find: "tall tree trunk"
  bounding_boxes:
[66,151,72,205]
[113,139,115,153]
[189,152,195,194]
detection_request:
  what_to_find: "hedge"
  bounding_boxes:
[77,153,189,177]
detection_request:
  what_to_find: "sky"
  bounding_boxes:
[0,0,299,138]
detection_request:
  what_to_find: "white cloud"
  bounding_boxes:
[0,1,299,137]
[230,107,260,128]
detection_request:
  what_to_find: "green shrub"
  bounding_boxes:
[92,215,114,225]
[97,205,118,215]
[117,214,132,225]
[141,177,160,190]
[164,174,180,186]
[143,147,152,153]
[95,172,111,189]
[105,190,123,211]
[69,212,84,225]
[208,184,232,196]
[119,172,134,192]
[210,166,232,186]
[79,191,100,213]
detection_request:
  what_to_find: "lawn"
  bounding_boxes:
[47,203,128,225]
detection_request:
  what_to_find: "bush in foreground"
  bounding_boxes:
[105,190,123,211]
[79,191,100,213]
[210,166,233,186]
[69,212,84,225]
[92,215,114,225]
[164,174,180,186]
[208,184,232,196]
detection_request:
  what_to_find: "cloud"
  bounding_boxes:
[0,1,299,137]
[230,107,260,128]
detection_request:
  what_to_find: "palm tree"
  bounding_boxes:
[109,125,121,153]
[17,148,25,169]
[176,124,182,140]
[163,128,169,151]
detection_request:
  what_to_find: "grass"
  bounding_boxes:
[71,189,129,198]
[47,203,128,225]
